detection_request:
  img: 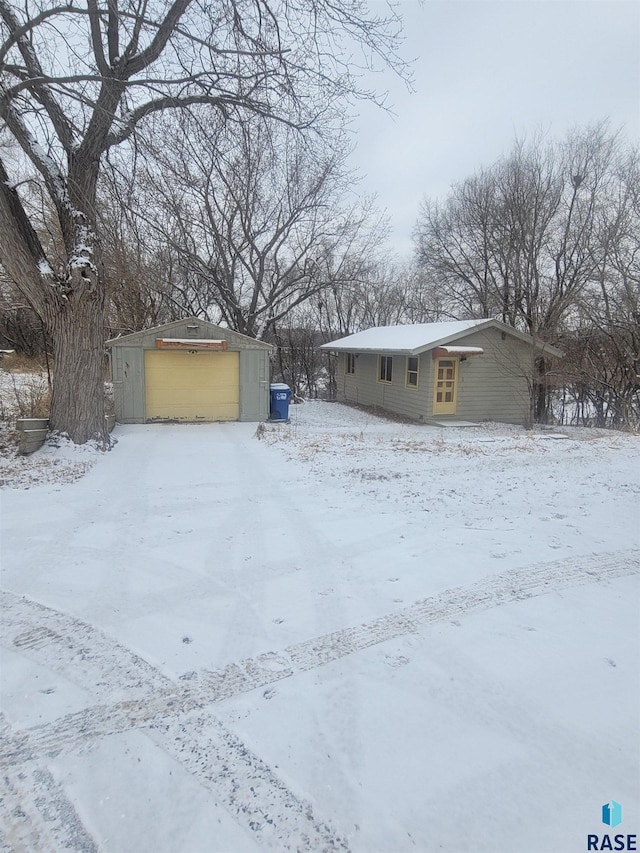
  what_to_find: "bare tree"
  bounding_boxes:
[265,257,439,398]
[557,146,640,427]
[0,0,406,442]
[98,173,178,333]
[414,126,616,334]
[126,111,380,339]
[414,123,634,422]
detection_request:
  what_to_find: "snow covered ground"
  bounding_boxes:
[1,400,638,852]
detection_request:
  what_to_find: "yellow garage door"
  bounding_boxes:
[145,350,240,421]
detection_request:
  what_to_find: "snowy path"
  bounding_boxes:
[1,549,638,851]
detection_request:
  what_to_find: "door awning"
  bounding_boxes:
[432,346,484,359]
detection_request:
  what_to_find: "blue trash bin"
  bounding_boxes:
[270,383,291,421]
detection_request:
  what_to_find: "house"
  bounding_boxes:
[106,318,273,424]
[320,319,563,424]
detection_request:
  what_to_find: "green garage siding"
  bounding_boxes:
[111,346,145,423]
[107,318,273,424]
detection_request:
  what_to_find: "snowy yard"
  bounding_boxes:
[0,400,638,852]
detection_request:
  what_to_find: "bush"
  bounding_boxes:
[0,372,51,421]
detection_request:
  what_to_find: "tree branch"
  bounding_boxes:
[107,0,120,65]
[0,0,76,151]
[104,92,291,148]
[86,0,111,76]
[0,3,82,64]
[124,0,192,76]
[0,84,68,212]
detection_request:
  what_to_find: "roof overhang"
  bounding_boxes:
[432,346,484,359]
[533,341,564,358]
[156,338,228,350]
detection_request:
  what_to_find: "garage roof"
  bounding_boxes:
[106,317,273,349]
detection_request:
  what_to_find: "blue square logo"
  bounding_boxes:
[602,801,622,829]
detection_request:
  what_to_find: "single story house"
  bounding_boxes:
[106,318,273,423]
[320,319,563,424]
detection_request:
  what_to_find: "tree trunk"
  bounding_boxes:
[1,157,109,445]
[533,356,549,424]
[43,277,108,445]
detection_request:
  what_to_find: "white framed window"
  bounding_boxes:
[406,356,419,388]
[378,355,393,383]
[345,352,355,375]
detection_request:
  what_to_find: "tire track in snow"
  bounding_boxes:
[0,720,97,853]
[0,593,348,851]
[198,547,640,677]
[0,651,294,764]
[146,715,349,852]
[3,549,637,764]
[1,549,637,852]
[0,706,348,853]
[0,591,173,703]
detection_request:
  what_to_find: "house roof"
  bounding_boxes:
[106,317,273,349]
[320,319,563,357]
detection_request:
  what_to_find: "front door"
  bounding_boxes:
[433,357,458,415]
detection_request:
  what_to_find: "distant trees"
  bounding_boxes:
[414,125,616,335]
[0,0,406,442]
[121,112,382,340]
[270,259,435,397]
[414,124,640,426]
[97,176,176,334]
[558,146,640,426]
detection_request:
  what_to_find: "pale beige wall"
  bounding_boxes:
[336,351,432,421]
[454,328,532,423]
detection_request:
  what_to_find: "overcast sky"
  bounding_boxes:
[349,0,640,258]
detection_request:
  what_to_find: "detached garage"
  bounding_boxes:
[107,318,273,424]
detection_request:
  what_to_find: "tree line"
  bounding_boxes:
[0,0,637,437]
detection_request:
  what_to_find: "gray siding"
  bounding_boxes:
[239,349,270,421]
[110,346,145,423]
[108,319,273,351]
[452,328,532,423]
[335,326,533,424]
[337,351,433,421]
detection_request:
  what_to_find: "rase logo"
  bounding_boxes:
[603,802,623,830]
[587,801,636,851]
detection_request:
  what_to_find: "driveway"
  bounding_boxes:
[1,409,639,852]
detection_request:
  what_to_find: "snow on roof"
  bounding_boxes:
[435,346,484,355]
[105,318,273,349]
[320,320,493,354]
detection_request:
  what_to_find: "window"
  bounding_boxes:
[345,353,355,375]
[378,355,393,383]
[406,356,419,388]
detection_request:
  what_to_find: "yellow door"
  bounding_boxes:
[433,357,458,415]
[144,350,240,421]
